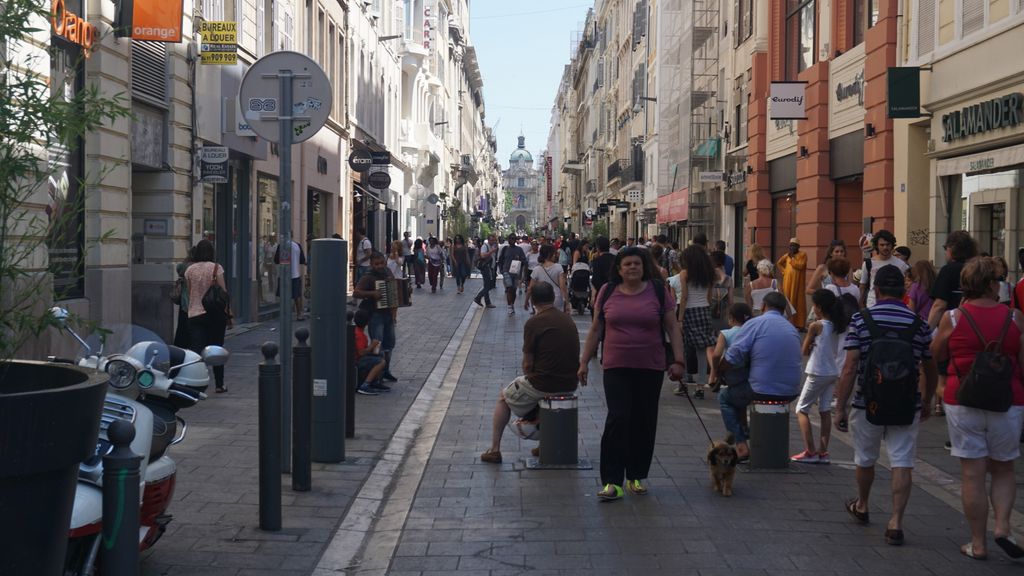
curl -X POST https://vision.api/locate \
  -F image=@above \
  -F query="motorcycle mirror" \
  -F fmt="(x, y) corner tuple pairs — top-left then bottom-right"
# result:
(201, 346), (230, 367)
(50, 306), (93, 355)
(49, 307), (70, 328)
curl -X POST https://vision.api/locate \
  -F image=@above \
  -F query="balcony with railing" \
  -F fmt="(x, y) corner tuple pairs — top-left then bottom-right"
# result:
(607, 157), (643, 184)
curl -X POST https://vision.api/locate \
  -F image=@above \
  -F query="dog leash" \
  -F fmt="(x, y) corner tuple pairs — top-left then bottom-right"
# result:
(679, 385), (715, 445)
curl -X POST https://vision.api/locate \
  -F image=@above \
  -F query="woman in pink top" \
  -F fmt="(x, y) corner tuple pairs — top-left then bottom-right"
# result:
(932, 257), (1024, 560)
(184, 239), (231, 392)
(578, 247), (685, 501)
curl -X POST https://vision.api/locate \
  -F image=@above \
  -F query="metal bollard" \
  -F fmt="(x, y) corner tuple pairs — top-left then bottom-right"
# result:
(345, 311), (356, 439)
(101, 419), (141, 575)
(292, 328), (312, 492)
(258, 342), (282, 531)
(748, 400), (791, 469)
(526, 395), (592, 470)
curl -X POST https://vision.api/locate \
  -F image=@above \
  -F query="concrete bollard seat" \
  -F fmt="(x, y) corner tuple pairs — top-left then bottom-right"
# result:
(748, 398), (792, 469)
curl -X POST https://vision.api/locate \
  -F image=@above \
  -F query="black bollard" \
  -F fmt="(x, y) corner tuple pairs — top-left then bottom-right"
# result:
(101, 419), (141, 575)
(292, 329), (312, 492)
(258, 342), (281, 531)
(345, 311), (356, 439)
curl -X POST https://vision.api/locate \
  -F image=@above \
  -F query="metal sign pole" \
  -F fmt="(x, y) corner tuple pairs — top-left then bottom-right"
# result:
(278, 69), (294, 473)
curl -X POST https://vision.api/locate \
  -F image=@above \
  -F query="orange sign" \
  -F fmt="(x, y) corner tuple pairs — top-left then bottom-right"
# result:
(131, 0), (184, 42)
(51, 0), (97, 55)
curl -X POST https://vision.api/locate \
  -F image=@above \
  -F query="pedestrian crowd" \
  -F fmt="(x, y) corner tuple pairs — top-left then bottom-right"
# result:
(171, 226), (1024, 560)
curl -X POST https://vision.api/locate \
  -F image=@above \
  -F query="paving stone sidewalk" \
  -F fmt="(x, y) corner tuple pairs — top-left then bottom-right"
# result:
(140, 280), (475, 576)
(386, 302), (1024, 575)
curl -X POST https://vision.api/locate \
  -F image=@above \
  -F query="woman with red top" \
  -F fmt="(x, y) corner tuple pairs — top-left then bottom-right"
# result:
(932, 256), (1024, 561)
(578, 247), (685, 501)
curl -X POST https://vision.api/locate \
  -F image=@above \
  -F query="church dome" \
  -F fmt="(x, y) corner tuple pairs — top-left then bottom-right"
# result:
(509, 135), (533, 163)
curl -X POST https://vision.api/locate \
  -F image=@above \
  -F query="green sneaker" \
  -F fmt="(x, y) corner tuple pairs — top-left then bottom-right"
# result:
(598, 483), (624, 502)
(626, 479), (648, 496)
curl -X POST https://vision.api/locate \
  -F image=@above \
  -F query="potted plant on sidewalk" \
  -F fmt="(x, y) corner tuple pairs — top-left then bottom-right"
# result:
(0, 2), (131, 574)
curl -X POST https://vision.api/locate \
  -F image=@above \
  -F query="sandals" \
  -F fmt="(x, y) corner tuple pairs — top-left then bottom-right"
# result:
(480, 449), (502, 464)
(597, 484), (624, 502)
(626, 479), (648, 496)
(961, 543), (988, 561)
(884, 528), (904, 546)
(995, 535), (1024, 559)
(845, 497), (870, 525)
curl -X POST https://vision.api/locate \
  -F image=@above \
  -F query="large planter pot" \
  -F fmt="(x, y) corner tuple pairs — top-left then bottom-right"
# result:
(0, 361), (108, 576)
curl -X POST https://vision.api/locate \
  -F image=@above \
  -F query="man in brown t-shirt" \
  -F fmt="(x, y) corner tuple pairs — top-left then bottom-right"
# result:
(481, 282), (579, 463)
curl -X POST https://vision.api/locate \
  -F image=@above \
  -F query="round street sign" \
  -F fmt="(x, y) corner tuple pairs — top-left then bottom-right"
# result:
(585, 208), (595, 218)
(239, 51), (332, 144)
(426, 193), (439, 204)
(367, 171), (392, 190)
(348, 149), (373, 172)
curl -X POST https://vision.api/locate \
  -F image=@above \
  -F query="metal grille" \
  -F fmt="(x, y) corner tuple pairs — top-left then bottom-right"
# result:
(131, 41), (168, 105)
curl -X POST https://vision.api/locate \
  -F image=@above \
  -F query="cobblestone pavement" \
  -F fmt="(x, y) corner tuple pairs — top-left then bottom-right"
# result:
(144, 276), (1024, 575)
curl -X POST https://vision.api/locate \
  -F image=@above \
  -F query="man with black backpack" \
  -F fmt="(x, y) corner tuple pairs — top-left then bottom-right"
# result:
(835, 265), (938, 547)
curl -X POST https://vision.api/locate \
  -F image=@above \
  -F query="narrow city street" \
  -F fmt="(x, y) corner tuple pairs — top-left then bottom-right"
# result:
(142, 276), (1023, 576)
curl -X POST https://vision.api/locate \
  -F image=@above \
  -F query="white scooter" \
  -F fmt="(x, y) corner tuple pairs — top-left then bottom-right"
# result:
(49, 308), (229, 576)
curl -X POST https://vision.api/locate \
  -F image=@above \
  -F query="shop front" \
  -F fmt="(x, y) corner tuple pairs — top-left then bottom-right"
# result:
(768, 154), (796, 262)
(657, 187), (689, 245)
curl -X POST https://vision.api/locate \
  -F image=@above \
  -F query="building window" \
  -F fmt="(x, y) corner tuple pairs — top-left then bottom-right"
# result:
(735, 0), (754, 46)
(404, 0), (413, 39)
(785, 0), (815, 80)
(853, 0), (879, 47)
(518, 177), (525, 188)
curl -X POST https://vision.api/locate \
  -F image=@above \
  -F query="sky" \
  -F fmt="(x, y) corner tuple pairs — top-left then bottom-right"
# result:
(470, 2), (594, 169)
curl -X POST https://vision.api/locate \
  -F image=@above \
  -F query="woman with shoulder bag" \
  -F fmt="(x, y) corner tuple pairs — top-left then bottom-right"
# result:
(931, 256), (1024, 561)
(578, 247), (685, 501)
(185, 239), (231, 393)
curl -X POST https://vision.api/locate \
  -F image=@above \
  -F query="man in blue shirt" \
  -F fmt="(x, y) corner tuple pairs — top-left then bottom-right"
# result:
(715, 240), (735, 278)
(716, 291), (802, 460)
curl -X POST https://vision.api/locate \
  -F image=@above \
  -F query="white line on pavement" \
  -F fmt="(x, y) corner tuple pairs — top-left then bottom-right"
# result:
(312, 303), (482, 576)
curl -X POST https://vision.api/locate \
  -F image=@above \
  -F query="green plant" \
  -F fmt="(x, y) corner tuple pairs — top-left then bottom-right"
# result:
(591, 220), (609, 240)
(0, 0), (130, 361)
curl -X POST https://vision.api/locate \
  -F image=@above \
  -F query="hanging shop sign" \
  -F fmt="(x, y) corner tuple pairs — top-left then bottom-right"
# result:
(200, 146), (229, 183)
(887, 67), (922, 118)
(348, 149), (373, 172)
(200, 21), (237, 65)
(51, 0), (98, 55)
(699, 171), (725, 182)
(769, 82), (807, 120)
(941, 92), (1023, 143)
(114, 0), (185, 43)
(367, 170), (392, 190)
(545, 156), (552, 202)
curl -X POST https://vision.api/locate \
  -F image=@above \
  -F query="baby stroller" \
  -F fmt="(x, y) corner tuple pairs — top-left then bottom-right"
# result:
(568, 262), (591, 315)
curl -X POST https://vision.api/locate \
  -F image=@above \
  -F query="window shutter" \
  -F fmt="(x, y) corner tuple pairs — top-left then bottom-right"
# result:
(962, 0), (984, 37)
(131, 41), (168, 105)
(918, 0), (935, 56)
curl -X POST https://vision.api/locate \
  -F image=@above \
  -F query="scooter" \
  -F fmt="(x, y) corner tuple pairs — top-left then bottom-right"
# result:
(48, 308), (229, 576)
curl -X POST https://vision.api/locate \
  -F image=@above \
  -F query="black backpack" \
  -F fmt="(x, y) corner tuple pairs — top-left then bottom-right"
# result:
(953, 307), (1015, 412)
(859, 309), (922, 426)
(839, 292), (861, 328)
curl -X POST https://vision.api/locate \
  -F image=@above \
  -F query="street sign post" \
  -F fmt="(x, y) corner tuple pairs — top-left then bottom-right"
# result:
(240, 51), (332, 472)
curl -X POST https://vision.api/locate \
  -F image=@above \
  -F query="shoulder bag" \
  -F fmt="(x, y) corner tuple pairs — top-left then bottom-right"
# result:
(202, 263), (231, 321)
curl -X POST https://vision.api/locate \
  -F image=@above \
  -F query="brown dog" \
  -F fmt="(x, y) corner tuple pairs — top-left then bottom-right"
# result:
(707, 434), (739, 497)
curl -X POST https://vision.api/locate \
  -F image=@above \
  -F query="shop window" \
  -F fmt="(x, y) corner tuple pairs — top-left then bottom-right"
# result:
(785, 0), (816, 80)
(257, 174), (280, 308)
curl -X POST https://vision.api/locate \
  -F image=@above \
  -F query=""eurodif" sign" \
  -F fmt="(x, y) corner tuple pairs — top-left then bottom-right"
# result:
(942, 92), (1023, 143)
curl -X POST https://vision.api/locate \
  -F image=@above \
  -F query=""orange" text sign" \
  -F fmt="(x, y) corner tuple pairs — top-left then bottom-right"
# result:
(52, 0), (97, 56)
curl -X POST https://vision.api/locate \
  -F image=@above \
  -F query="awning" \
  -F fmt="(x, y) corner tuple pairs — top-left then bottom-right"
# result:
(657, 188), (689, 224)
(353, 182), (385, 205)
(692, 138), (720, 159)
(935, 142), (1024, 176)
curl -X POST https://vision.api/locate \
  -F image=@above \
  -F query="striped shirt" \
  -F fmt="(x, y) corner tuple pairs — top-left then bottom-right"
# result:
(844, 300), (933, 409)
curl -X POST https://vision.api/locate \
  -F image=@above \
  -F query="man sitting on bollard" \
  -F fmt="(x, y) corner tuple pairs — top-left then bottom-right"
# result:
(716, 291), (803, 461)
(353, 309), (388, 395)
(481, 282), (580, 464)
(353, 252), (399, 382)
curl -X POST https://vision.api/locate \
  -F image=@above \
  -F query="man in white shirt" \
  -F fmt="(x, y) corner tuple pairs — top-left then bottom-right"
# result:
(401, 231), (414, 275)
(355, 228), (373, 283)
(859, 229), (909, 308)
(274, 236), (306, 319)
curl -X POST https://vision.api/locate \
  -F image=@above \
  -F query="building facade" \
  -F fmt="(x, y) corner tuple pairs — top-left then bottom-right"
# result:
(7, 0), (499, 356)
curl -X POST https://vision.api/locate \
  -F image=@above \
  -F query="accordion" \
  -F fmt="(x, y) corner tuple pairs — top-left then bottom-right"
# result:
(375, 278), (413, 309)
